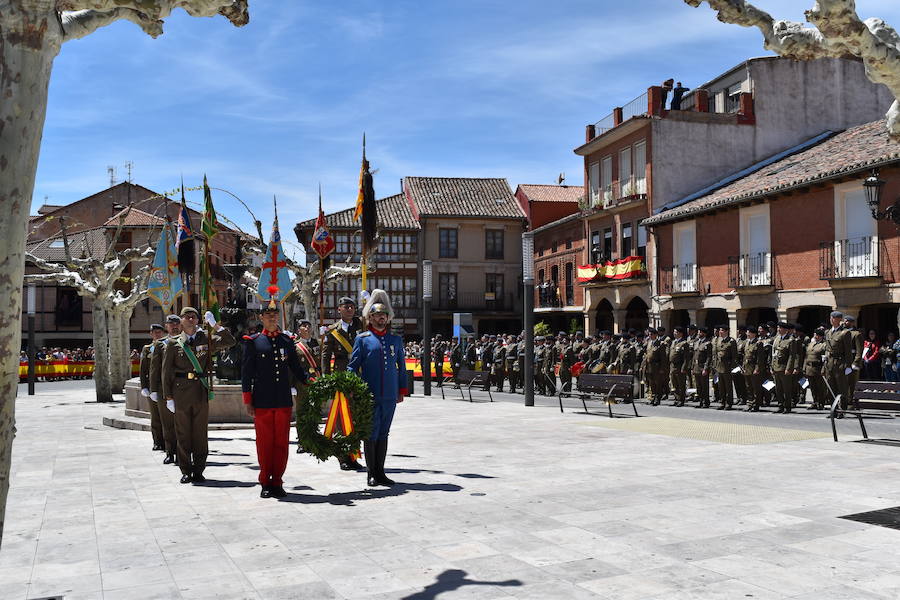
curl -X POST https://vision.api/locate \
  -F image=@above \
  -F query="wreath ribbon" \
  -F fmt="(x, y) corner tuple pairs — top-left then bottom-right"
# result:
(324, 390), (353, 437)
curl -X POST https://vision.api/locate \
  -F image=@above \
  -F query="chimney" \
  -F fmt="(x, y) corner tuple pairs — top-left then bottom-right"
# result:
(738, 92), (755, 124)
(585, 124), (595, 142)
(694, 89), (709, 113)
(613, 107), (623, 127)
(648, 86), (664, 117)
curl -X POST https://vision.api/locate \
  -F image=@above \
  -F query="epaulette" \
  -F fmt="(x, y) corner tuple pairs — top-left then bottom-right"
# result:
(358, 331), (372, 338)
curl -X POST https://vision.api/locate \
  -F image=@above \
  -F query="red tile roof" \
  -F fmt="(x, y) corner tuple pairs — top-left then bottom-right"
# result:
(516, 184), (584, 204)
(404, 177), (526, 219)
(644, 119), (900, 225)
(295, 193), (419, 231)
(103, 207), (166, 227)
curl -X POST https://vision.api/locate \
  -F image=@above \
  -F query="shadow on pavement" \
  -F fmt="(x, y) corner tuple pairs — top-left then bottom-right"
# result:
(277, 482), (464, 506)
(193, 479), (257, 488)
(400, 569), (521, 599)
(455, 473), (496, 479)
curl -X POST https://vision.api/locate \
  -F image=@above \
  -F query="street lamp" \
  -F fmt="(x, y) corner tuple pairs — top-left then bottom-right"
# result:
(522, 232), (535, 407)
(863, 168), (900, 225)
(422, 260), (432, 397)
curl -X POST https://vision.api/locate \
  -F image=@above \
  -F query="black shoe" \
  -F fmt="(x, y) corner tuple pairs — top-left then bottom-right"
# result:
(339, 460), (353, 471)
(270, 486), (287, 498)
(192, 473), (206, 483)
(716, 406), (725, 410)
(367, 475), (379, 487)
(835, 412), (845, 419)
(364, 440), (377, 482)
(375, 439), (394, 485)
(152, 444), (163, 451)
(260, 486), (272, 498)
(163, 454), (175, 464)
(180, 474), (192, 484)
(296, 446), (304, 454)
(774, 408), (785, 414)
(346, 459), (364, 471)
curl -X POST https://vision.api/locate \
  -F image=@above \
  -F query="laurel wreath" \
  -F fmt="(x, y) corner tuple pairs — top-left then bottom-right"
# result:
(297, 371), (374, 462)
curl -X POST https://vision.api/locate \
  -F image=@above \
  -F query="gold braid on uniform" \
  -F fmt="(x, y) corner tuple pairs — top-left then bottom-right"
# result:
(297, 372), (375, 462)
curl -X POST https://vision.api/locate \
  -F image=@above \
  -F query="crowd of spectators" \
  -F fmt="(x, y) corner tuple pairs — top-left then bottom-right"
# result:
(19, 346), (96, 362)
(862, 330), (900, 382)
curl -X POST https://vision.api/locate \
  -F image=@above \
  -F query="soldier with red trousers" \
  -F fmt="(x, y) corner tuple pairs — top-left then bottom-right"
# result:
(242, 296), (309, 498)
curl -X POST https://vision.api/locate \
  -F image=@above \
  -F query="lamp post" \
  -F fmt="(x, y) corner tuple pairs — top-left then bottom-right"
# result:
(522, 232), (535, 407)
(864, 168), (900, 225)
(422, 260), (432, 397)
(27, 284), (36, 396)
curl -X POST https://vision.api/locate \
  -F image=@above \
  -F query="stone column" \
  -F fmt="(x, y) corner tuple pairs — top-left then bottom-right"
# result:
(687, 309), (698, 327)
(727, 310), (739, 338)
(612, 309), (627, 334)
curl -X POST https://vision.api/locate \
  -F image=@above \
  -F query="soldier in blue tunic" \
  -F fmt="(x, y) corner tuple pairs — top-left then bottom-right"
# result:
(242, 296), (309, 498)
(347, 289), (408, 487)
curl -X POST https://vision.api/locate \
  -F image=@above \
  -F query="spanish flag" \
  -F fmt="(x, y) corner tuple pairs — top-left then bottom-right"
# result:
(577, 256), (645, 283)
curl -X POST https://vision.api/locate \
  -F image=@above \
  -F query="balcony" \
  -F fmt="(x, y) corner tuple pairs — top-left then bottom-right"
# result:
(589, 177), (649, 210)
(820, 237), (882, 280)
(593, 92), (649, 136)
(536, 284), (575, 308)
(434, 292), (515, 312)
(728, 252), (773, 288)
(659, 263), (699, 295)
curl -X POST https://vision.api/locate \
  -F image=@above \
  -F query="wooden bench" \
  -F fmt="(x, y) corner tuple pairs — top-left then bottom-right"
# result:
(559, 373), (638, 417)
(441, 368), (493, 403)
(830, 380), (900, 442)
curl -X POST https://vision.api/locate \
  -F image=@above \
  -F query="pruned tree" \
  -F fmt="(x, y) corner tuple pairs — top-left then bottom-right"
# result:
(683, 0), (900, 138)
(108, 268), (151, 392)
(0, 0), (250, 546)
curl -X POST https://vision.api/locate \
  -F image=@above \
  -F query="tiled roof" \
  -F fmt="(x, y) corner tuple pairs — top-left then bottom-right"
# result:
(517, 184), (584, 204)
(644, 119), (900, 225)
(295, 193), (419, 231)
(103, 207), (166, 227)
(26, 228), (110, 261)
(531, 212), (583, 235)
(404, 177), (526, 219)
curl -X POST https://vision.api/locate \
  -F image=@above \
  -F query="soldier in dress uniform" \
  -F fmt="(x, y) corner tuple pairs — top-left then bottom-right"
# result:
(742, 326), (766, 412)
(770, 322), (795, 414)
(293, 319), (320, 452)
(242, 298), (309, 498)
(733, 325), (748, 406)
(543, 336), (557, 396)
(533, 336), (546, 395)
(449, 336), (462, 382)
(825, 311), (852, 416)
(558, 333), (576, 393)
(433, 334), (448, 387)
(463, 336), (477, 370)
(139, 323), (166, 451)
(692, 327), (712, 408)
(645, 327), (668, 405)
(617, 330), (638, 375)
(757, 324), (774, 407)
(505, 335), (519, 393)
(162, 306), (236, 484)
(347, 289), (408, 487)
(790, 324), (808, 407)
(150, 314), (181, 464)
(322, 296), (365, 471)
(667, 326), (690, 406)
(481, 335), (495, 391)
(712, 325), (738, 410)
(686, 324), (699, 392)
(844, 315), (864, 409)
(493, 336), (508, 392)
(804, 327), (828, 410)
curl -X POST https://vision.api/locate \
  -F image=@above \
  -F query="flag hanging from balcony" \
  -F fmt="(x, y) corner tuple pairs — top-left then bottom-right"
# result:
(258, 197), (293, 302)
(577, 256), (645, 283)
(147, 222), (182, 313)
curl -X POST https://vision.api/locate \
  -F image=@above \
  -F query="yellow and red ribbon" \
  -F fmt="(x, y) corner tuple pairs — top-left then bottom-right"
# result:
(323, 391), (360, 459)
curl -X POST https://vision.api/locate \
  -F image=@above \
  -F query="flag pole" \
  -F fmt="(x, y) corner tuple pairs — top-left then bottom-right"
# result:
(318, 184), (327, 373)
(360, 134), (368, 292)
(273, 195), (287, 332)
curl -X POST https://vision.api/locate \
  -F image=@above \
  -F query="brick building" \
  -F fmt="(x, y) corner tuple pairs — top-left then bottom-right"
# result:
(573, 56), (893, 334)
(24, 183), (241, 349)
(532, 213), (587, 333)
(514, 184), (582, 229)
(294, 193), (421, 336)
(643, 119), (900, 336)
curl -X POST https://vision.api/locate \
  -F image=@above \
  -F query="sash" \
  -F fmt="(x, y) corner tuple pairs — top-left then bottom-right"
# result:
(330, 327), (354, 355)
(175, 338), (213, 400)
(296, 340), (320, 379)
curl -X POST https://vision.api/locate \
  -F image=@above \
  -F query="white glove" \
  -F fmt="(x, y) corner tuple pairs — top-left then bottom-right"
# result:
(360, 290), (371, 302)
(291, 388), (298, 396)
(319, 325), (328, 337)
(204, 311), (217, 327)
(140, 388), (150, 397)
(150, 392), (158, 402)
(166, 399), (175, 413)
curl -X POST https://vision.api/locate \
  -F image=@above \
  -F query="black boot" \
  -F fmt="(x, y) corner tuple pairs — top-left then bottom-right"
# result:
(375, 439), (395, 486)
(364, 441), (378, 486)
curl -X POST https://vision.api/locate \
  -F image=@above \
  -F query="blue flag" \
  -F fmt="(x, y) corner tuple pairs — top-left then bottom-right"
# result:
(258, 212), (293, 302)
(148, 224), (183, 313)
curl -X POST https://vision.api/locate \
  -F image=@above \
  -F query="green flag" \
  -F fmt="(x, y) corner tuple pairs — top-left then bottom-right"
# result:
(201, 175), (219, 239)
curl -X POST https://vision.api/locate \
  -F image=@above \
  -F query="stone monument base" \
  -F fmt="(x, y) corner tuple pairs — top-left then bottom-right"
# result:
(124, 377), (253, 423)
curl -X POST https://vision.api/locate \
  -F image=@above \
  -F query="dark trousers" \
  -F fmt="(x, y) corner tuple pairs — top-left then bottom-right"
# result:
(158, 398), (177, 454)
(544, 371), (556, 395)
(371, 398), (397, 441)
(435, 362), (445, 386)
(694, 371), (710, 406)
(773, 371), (792, 411)
(148, 398), (164, 446)
(733, 373), (747, 404)
(745, 373), (763, 409)
(254, 406), (292, 486)
(714, 372), (733, 407)
(175, 396), (209, 476)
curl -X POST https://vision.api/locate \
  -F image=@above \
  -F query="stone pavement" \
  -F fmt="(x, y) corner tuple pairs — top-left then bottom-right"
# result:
(4, 380), (900, 600)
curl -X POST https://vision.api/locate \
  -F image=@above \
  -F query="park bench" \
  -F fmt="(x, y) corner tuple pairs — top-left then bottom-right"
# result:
(558, 373), (639, 418)
(441, 368), (493, 403)
(830, 380), (900, 442)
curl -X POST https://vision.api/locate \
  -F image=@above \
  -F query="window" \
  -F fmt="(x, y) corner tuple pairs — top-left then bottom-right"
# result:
(589, 162), (600, 207)
(551, 240), (558, 253)
(601, 156), (613, 206)
(725, 83), (743, 113)
(564, 263), (574, 305)
(485, 273), (503, 302)
(538, 268), (545, 283)
(55, 287), (82, 327)
(439, 228), (458, 258)
(438, 272), (457, 308)
(565, 238), (572, 250)
(633, 140), (647, 195)
(376, 233), (417, 260)
(673, 221), (697, 292)
(621, 223), (633, 257)
(637, 225), (647, 258)
(619, 147), (632, 197)
(590, 230), (601, 263)
(485, 229), (504, 259)
(602, 227), (613, 261)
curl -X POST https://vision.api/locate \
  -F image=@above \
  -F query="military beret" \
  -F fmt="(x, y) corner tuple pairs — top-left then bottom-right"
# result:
(557, 332), (567, 337)
(298, 319), (312, 327)
(612, 334), (622, 340)
(338, 296), (356, 307)
(575, 330), (584, 336)
(165, 314), (182, 324)
(766, 321), (777, 328)
(646, 327), (658, 334)
(698, 326), (709, 334)
(815, 326), (826, 335)
(601, 330), (611, 336)
(746, 327), (757, 335)
(535, 336), (544, 342)
(844, 314), (856, 322)
(490, 334), (497, 339)
(830, 311), (843, 319)
(180, 306), (199, 317)
(777, 321), (790, 328)
(673, 326), (685, 334)
(150, 323), (164, 331)
(688, 323), (698, 330)
(628, 328), (637, 335)
(737, 325), (747, 332)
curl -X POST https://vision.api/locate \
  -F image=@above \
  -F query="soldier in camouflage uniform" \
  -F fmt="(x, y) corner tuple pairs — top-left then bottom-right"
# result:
(644, 327), (668, 405)
(692, 327), (713, 408)
(667, 326), (691, 406)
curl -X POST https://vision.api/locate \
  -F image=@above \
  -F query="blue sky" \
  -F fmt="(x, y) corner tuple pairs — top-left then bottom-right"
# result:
(34, 0), (900, 256)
